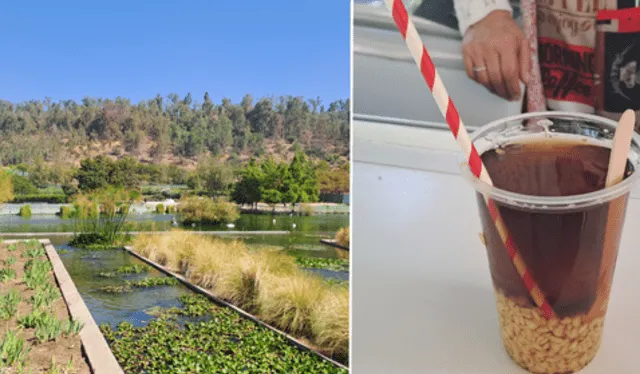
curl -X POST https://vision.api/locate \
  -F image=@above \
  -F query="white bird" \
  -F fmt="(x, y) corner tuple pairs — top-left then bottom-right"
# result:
(272, 219), (276, 224)
(292, 223), (296, 229)
(191, 223), (196, 228)
(171, 218), (178, 227)
(226, 223), (235, 229)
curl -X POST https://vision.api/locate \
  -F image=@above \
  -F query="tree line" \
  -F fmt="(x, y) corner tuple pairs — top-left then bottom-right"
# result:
(0, 94), (349, 167)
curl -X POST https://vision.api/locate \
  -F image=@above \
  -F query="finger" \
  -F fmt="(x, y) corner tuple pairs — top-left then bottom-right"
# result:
(519, 38), (531, 85)
(469, 48), (491, 90)
(486, 50), (509, 99)
(499, 44), (522, 100)
(463, 47), (475, 81)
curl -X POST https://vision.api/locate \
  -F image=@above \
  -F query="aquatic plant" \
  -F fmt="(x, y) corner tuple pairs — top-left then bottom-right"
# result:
(178, 196), (240, 225)
(127, 277), (178, 288)
(295, 257), (349, 272)
(19, 205), (32, 218)
(69, 187), (140, 249)
(132, 231), (349, 361)
(116, 264), (150, 274)
(99, 296), (347, 373)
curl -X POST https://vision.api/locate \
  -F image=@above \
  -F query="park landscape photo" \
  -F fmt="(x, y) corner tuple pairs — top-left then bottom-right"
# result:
(0, 1), (350, 373)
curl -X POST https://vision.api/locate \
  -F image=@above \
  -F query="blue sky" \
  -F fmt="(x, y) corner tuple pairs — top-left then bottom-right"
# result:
(0, 1), (350, 106)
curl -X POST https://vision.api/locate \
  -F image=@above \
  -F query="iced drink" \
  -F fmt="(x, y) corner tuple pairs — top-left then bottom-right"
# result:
(461, 113), (640, 374)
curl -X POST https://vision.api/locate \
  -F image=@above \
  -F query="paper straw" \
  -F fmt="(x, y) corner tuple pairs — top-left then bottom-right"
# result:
(383, 0), (556, 319)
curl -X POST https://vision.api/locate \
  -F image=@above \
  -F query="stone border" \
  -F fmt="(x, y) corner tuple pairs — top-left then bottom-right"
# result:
(32, 239), (124, 374)
(124, 246), (349, 371)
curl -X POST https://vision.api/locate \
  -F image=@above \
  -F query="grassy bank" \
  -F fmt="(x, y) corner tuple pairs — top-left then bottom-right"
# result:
(132, 231), (349, 363)
(0, 240), (89, 372)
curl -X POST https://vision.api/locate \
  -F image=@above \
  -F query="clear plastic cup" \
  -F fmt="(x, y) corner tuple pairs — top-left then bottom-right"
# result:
(459, 112), (640, 374)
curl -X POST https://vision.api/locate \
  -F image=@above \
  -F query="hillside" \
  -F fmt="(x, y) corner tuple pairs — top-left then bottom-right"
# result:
(0, 94), (350, 169)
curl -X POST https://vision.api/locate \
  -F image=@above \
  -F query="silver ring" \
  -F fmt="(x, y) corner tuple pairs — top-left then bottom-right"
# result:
(472, 66), (487, 72)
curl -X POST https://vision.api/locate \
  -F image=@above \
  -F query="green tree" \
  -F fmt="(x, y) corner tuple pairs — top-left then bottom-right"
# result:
(231, 159), (264, 210)
(196, 157), (234, 195)
(76, 156), (113, 191)
(282, 152), (319, 211)
(259, 158), (283, 211)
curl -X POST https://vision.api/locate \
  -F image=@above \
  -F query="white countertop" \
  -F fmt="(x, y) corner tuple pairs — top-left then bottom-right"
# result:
(351, 120), (640, 374)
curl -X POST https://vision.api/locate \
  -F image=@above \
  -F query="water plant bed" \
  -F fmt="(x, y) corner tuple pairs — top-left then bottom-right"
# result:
(0, 240), (91, 373)
(126, 232), (349, 367)
(100, 295), (348, 373)
(296, 256), (349, 272)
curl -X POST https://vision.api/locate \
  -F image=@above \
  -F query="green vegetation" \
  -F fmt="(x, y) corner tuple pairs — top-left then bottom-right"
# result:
(115, 264), (150, 274)
(30, 283), (61, 310)
(179, 196), (240, 224)
(58, 206), (73, 219)
(0, 268), (16, 282)
(69, 187), (140, 249)
(0, 330), (29, 368)
(0, 95), (348, 171)
(295, 257), (349, 272)
(0, 290), (21, 320)
(100, 295), (346, 373)
(12, 194), (67, 204)
(24, 259), (52, 289)
(128, 277), (179, 288)
(18, 205), (32, 218)
(0, 240), (90, 372)
(133, 232), (349, 361)
(0, 170), (15, 205)
(232, 152), (319, 211)
(3, 256), (16, 266)
(155, 203), (165, 214)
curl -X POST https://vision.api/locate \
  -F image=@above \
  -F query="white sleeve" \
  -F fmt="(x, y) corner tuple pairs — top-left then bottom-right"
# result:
(453, 0), (514, 36)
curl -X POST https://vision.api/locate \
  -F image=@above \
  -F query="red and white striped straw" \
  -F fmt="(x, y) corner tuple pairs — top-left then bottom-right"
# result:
(384, 0), (556, 319)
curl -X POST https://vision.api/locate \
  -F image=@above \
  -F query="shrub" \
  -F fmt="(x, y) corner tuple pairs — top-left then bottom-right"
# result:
(19, 205), (32, 217)
(12, 194), (67, 203)
(299, 203), (314, 216)
(311, 286), (349, 359)
(12, 174), (37, 195)
(59, 206), (73, 219)
(155, 204), (165, 214)
(335, 227), (349, 248)
(166, 205), (176, 214)
(178, 196), (240, 224)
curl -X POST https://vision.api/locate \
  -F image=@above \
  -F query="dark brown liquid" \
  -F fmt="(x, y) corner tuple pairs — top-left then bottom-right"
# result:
(478, 140), (632, 316)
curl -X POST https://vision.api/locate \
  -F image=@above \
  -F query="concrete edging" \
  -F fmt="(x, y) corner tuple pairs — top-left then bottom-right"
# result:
(320, 239), (350, 251)
(123, 246), (349, 371)
(35, 239), (124, 374)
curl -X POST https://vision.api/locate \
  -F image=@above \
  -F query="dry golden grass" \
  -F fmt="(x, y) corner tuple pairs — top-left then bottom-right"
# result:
(131, 231), (349, 358)
(311, 286), (350, 358)
(334, 227), (350, 248)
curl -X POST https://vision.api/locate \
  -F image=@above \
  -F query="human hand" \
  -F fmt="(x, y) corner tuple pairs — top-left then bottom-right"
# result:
(462, 10), (530, 101)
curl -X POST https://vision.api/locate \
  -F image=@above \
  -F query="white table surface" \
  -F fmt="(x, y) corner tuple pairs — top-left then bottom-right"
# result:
(351, 120), (640, 374)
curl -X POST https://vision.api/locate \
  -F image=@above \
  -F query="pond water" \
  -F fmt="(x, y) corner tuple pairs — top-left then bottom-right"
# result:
(1, 213), (349, 329)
